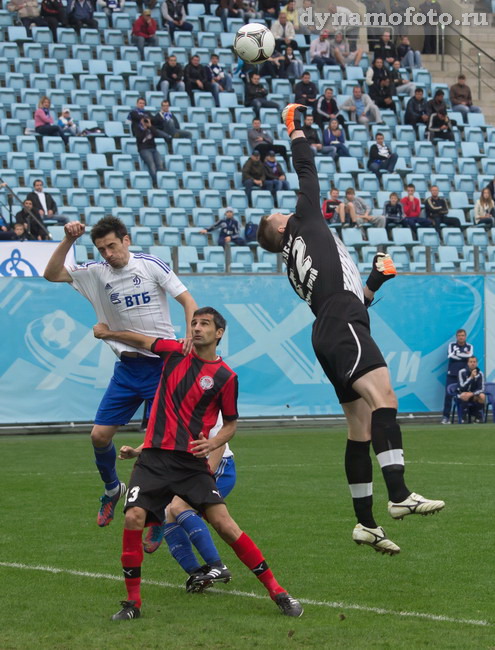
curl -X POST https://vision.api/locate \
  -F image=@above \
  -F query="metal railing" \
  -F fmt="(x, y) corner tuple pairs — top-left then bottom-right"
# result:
(439, 23), (495, 101)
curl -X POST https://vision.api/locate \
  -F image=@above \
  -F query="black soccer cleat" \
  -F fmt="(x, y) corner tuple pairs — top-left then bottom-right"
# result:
(188, 564), (232, 592)
(274, 592), (304, 617)
(111, 600), (141, 621)
(186, 565), (212, 594)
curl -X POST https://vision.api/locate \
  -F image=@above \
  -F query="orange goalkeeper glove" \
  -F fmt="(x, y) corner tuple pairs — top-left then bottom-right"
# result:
(282, 103), (307, 136)
(366, 252), (397, 293)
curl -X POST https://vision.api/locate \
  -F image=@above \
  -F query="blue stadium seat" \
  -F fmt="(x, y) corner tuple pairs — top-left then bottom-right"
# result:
(77, 170), (100, 190)
(67, 188), (90, 209)
(131, 226), (154, 247)
(173, 190), (196, 210)
(165, 208), (189, 230)
(436, 246), (460, 271)
(466, 227), (489, 250)
(442, 227), (464, 251)
(87, 154), (112, 170)
(204, 245), (226, 271)
(192, 208), (214, 228)
(430, 174), (451, 194)
(457, 158), (478, 177)
(94, 189), (117, 210)
(417, 228), (440, 249)
(121, 190), (143, 210)
(84, 207), (105, 226)
(130, 171), (153, 190)
(226, 190), (248, 211)
(449, 191), (471, 210)
(59, 153), (82, 171)
(208, 172), (230, 192)
(436, 141), (457, 159)
(183, 172), (206, 192)
(391, 227), (415, 248)
(148, 245), (172, 264)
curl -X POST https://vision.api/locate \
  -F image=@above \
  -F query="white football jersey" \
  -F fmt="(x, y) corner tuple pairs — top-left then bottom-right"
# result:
(208, 412), (233, 458)
(66, 252), (187, 358)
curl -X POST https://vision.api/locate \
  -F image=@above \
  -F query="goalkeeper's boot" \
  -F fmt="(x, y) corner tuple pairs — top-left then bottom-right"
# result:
(111, 600), (141, 621)
(388, 492), (445, 520)
(352, 523), (400, 555)
(282, 103), (307, 136)
(97, 482), (127, 527)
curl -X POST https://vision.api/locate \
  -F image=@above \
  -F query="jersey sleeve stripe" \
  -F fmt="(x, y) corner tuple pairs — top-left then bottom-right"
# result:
(133, 253), (171, 274)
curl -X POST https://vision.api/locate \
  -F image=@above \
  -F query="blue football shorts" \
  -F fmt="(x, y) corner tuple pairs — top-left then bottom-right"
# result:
(214, 456), (236, 499)
(95, 356), (163, 426)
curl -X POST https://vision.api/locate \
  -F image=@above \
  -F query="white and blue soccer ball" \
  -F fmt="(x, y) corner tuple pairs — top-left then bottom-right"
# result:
(233, 23), (276, 64)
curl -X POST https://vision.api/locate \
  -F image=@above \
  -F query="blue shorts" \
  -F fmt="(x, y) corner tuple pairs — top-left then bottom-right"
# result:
(95, 356), (163, 426)
(214, 456), (236, 499)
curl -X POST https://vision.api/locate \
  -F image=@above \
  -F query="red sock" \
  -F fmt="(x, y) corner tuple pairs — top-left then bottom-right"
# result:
(121, 528), (144, 608)
(230, 532), (285, 599)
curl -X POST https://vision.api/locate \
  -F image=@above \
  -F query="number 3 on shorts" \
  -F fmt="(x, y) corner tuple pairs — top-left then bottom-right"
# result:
(126, 486), (140, 504)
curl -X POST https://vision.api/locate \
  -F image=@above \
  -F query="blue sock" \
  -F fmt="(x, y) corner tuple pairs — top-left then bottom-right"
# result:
(176, 510), (222, 566)
(93, 442), (119, 491)
(163, 523), (201, 574)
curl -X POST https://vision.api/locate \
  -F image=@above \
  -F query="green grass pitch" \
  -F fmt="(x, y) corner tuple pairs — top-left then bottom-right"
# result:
(1, 425), (493, 649)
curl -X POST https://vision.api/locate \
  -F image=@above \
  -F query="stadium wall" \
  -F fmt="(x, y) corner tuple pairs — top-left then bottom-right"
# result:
(0, 274), (487, 424)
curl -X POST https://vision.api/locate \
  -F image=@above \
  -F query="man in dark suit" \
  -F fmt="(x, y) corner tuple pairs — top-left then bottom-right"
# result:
(26, 179), (67, 224)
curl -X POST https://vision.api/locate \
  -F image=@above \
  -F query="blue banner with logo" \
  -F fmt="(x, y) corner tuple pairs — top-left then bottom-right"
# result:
(0, 242), (75, 278)
(0, 274), (485, 423)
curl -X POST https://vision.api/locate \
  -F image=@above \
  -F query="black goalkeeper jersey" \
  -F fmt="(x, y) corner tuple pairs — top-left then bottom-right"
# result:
(282, 137), (364, 317)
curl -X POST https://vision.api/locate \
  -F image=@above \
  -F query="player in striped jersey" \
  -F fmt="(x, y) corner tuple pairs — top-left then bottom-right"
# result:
(44, 217), (198, 528)
(94, 307), (303, 620)
(257, 104), (445, 556)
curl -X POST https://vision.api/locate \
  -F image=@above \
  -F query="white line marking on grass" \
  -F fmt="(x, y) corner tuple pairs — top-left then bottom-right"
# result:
(0, 561), (491, 627)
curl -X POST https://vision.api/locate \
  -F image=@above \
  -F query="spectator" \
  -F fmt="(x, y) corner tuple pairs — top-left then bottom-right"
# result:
(322, 187), (344, 224)
(247, 118), (289, 164)
(263, 150), (290, 200)
(15, 198), (46, 240)
(367, 133), (398, 177)
(428, 108), (455, 142)
(420, 0), (442, 54)
(184, 55), (216, 105)
(96, 0), (125, 28)
(34, 96), (69, 145)
(330, 31), (363, 66)
(133, 115), (165, 187)
(382, 192), (406, 230)
(7, 0), (47, 38)
(152, 100), (192, 142)
(365, 56), (389, 87)
(322, 118), (350, 159)
(12, 222), (36, 241)
(284, 0), (299, 29)
(294, 72), (318, 108)
(129, 97), (167, 140)
(259, 50), (286, 79)
(244, 72), (280, 118)
(157, 54), (185, 98)
(426, 88), (448, 116)
(309, 31), (336, 73)
(57, 107), (78, 137)
(325, 4), (358, 50)
(373, 30), (397, 67)
(400, 183), (430, 235)
(241, 0), (260, 22)
(389, 60), (416, 97)
(215, 0), (244, 32)
(302, 113), (332, 156)
(487, 176), (495, 201)
(67, 0), (98, 32)
(271, 11), (297, 52)
(26, 179), (65, 225)
(457, 356), (485, 423)
(474, 188), (495, 228)
(389, 0), (410, 35)
(449, 74), (482, 123)
(341, 86), (382, 125)
(397, 35), (422, 70)
(258, 0), (279, 23)
(208, 53), (233, 94)
(242, 150), (267, 201)
(161, 0), (193, 39)
(200, 207), (246, 247)
(424, 185), (461, 233)
(314, 87), (344, 128)
(404, 87), (429, 130)
(280, 46), (304, 79)
(338, 188), (385, 228)
(131, 9), (157, 58)
(369, 77), (397, 114)
(297, 0), (316, 35)
(40, 0), (68, 41)
(362, 0), (386, 50)
(441, 328), (474, 423)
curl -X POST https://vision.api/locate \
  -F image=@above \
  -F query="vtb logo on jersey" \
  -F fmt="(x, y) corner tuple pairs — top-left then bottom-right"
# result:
(199, 376), (214, 390)
(132, 274), (141, 286)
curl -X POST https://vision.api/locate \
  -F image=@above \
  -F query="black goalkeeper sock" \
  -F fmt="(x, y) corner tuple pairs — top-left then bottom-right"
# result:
(371, 408), (410, 503)
(345, 439), (377, 528)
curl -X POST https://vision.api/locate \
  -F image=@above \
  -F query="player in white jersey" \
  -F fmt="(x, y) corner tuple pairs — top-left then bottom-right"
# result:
(44, 217), (198, 527)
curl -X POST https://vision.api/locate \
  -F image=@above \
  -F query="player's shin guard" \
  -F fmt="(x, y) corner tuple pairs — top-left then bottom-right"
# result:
(176, 510), (222, 567)
(230, 532), (285, 599)
(371, 408), (410, 503)
(121, 528), (144, 608)
(163, 522), (202, 574)
(345, 439), (377, 528)
(93, 442), (119, 492)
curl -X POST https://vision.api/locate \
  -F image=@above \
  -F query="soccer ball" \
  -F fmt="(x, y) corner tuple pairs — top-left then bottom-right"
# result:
(233, 23), (276, 64)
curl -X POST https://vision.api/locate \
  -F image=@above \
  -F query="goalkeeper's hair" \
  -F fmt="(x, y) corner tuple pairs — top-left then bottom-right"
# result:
(257, 214), (285, 253)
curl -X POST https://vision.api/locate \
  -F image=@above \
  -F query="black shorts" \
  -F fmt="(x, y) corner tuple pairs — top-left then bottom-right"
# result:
(311, 291), (386, 404)
(124, 448), (225, 524)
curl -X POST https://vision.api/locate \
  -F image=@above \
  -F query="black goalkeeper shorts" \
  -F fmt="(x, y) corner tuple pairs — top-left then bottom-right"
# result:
(311, 291), (387, 404)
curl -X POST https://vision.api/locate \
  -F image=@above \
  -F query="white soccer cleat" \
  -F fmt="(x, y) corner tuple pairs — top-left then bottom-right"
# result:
(352, 523), (400, 555)
(388, 492), (445, 520)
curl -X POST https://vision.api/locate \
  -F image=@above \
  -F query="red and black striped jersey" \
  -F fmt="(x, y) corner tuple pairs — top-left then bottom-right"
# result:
(143, 339), (239, 452)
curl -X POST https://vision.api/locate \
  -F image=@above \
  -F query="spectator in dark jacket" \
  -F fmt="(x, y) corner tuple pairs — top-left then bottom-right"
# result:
(426, 89), (448, 116)
(161, 0), (193, 38)
(152, 100), (192, 141)
(449, 74), (482, 122)
(382, 192), (406, 230)
(368, 77), (396, 113)
(131, 10), (157, 58)
(67, 0), (97, 32)
(247, 118), (289, 164)
(245, 72), (280, 118)
(424, 185), (461, 232)
(313, 87), (344, 128)
(373, 30), (397, 67)
(15, 198), (47, 240)
(302, 114), (333, 155)
(242, 150), (268, 201)
(40, 0), (68, 41)
(129, 97), (168, 141)
(404, 87), (429, 130)
(157, 54), (185, 97)
(263, 150), (290, 200)
(215, 0), (244, 32)
(397, 35), (422, 69)
(200, 207), (245, 246)
(322, 118), (350, 159)
(258, 0), (279, 22)
(367, 132), (398, 176)
(184, 55), (215, 103)
(428, 109), (455, 142)
(133, 116), (164, 187)
(26, 179), (59, 222)
(457, 356), (485, 422)
(294, 72), (318, 108)
(365, 56), (390, 87)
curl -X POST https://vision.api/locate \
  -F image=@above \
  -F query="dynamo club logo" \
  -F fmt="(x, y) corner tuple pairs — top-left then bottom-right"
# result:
(0, 248), (38, 277)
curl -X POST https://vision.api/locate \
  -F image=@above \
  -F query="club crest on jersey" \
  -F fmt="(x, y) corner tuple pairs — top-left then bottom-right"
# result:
(199, 376), (214, 390)
(132, 274), (141, 286)
(110, 292), (121, 304)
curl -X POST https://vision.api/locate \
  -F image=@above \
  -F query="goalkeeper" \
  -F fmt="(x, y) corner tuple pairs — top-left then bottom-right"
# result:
(257, 104), (445, 556)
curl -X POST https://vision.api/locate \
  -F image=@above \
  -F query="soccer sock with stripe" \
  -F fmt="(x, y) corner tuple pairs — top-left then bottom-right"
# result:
(345, 439), (377, 528)
(230, 532), (285, 600)
(371, 407), (410, 503)
(93, 442), (120, 493)
(163, 522), (202, 574)
(176, 510), (222, 567)
(121, 528), (143, 608)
